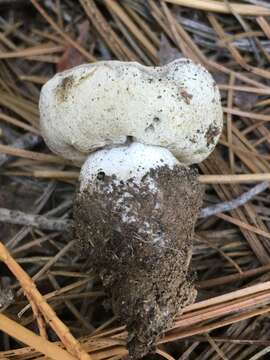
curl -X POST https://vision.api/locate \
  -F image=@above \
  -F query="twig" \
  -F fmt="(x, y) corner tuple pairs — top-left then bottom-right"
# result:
(198, 263), (270, 289)
(0, 143), (70, 164)
(223, 107), (270, 121)
(164, 0), (270, 16)
(200, 181), (269, 218)
(0, 113), (40, 134)
(0, 45), (64, 59)
(199, 174), (270, 184)
(0, 208), (72, 231)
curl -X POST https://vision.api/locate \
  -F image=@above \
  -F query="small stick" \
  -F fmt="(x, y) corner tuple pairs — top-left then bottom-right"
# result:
(0, 208), (72, 231)
(200, 181), (269, 218)
(218, 84), (270, 95)
(0, 113), (40, 134)
(0, 143), (70, 164)
(0, 45), (64, 59)
(199, 173), (270, 184)
(223, 107), (270, 121)
(19, 75), (49, 84)
(198, 263), (270, 289)
(164, 0), (270, 16)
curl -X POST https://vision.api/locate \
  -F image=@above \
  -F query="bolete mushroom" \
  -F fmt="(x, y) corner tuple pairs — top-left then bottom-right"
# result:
(39, 59), (223, 358)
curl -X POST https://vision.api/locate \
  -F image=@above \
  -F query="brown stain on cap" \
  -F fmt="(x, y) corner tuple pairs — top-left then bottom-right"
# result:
(180, 88), (193, 105)
(56, 67), (97, 103)
(56, 75), (75, 103)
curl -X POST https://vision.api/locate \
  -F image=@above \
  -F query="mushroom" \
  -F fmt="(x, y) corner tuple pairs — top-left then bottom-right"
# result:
(39, 59), (223, 358)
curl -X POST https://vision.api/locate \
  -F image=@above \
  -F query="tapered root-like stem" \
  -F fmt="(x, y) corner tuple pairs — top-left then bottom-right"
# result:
(74, 148), (203, 358)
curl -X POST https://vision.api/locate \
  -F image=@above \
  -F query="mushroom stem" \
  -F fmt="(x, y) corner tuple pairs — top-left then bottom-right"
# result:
(73, 143), (204, 358)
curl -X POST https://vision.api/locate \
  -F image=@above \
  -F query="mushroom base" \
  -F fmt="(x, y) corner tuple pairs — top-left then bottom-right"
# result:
(74, 165), (204, 358)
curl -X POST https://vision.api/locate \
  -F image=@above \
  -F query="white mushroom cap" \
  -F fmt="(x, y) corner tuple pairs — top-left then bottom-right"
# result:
(39, 59), (223, 165)
(79, 142), (179, 192)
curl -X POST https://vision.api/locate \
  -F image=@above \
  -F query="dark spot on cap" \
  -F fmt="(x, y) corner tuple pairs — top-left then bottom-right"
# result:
(97, 171), (105, 181)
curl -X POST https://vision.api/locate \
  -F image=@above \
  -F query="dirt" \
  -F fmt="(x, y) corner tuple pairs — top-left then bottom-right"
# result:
(74, 165), (204, 358)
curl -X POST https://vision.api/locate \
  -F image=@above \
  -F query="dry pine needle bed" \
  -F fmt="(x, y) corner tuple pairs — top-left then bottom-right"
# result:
(1, 1), (270, 360)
